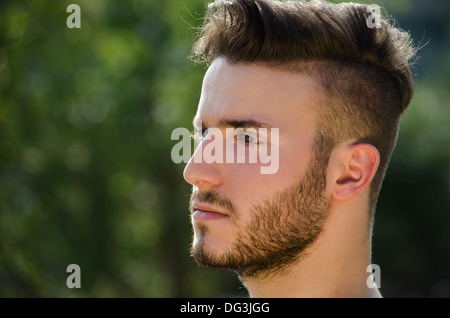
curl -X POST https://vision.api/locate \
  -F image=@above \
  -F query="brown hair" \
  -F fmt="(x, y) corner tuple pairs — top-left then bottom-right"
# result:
(191, 0), (417, 216)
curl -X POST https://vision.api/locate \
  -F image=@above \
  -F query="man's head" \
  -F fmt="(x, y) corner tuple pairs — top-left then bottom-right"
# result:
(183, 0), (416, 279)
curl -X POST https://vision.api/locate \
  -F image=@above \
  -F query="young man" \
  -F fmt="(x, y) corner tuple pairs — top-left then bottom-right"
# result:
(183, 0), (417, 297)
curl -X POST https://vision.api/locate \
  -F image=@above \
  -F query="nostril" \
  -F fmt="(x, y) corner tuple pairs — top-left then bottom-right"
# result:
(182, 155), (223, 189)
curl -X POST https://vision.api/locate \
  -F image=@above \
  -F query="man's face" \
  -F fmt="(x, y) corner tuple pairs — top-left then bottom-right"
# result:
(183, 58), (331, 278)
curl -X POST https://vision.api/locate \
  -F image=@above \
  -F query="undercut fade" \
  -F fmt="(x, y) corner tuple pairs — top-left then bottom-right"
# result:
(191, 0), (418, 217)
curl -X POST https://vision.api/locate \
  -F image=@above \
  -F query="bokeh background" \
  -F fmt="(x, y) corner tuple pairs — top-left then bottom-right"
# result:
(0, 0), (449, 297)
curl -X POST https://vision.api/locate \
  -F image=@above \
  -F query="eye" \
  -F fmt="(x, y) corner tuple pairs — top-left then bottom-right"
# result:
(202, 128), (209, 139)
(235, 133), (259, 145)
(190, 127), (209, 140)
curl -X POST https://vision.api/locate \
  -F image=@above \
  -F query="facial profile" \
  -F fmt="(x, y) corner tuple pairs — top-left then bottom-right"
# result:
(182, 0), (417, 297)
(185, 58), (331, 279)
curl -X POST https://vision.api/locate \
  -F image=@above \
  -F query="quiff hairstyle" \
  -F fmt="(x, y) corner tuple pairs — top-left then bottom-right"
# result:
(191, 0), (417, 216)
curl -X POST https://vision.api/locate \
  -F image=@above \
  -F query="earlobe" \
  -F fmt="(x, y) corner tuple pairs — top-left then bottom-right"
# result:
(332, 143), (380, 201)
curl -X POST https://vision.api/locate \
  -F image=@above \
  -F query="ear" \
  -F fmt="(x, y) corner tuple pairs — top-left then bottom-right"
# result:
(331, 143), (380, 201)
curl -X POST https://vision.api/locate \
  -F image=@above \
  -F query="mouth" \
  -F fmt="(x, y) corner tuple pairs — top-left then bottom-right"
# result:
(192, 201), (229, 221)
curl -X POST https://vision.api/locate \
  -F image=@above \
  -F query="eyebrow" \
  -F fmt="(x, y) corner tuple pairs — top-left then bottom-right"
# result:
(193, 117), (272, 129)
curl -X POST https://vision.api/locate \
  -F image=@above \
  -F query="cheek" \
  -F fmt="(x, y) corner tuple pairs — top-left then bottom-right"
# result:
(225, 141), (311, 192)
(280, 150), (310, 177)
(259, 141), (311, 187)
(223, 164), (268, 221)
(223, 164), (287, 223)
(226, 163), (265, 196)
(280, 133), (314, 174)
(221, 140), (313, 219)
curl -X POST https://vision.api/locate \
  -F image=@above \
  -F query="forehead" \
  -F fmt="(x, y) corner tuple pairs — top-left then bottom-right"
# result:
(196, 58), (321, 130)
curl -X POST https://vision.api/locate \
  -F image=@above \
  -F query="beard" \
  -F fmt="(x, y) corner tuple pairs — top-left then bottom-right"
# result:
(189, 148), (331, 280)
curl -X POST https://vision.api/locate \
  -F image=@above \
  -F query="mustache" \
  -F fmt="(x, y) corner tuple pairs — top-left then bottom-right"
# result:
(190, 189), (237, 217)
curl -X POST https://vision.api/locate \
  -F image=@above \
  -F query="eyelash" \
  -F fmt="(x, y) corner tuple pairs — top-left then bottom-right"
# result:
(190, 129), (260, 145)
(235, 133), (259, 145)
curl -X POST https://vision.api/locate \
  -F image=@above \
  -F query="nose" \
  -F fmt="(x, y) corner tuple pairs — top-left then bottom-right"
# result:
(183, 139), (223, 190)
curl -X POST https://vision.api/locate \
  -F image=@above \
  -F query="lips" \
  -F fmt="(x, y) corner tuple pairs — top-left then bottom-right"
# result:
(192, 201), (226, 214)
(192, 201), (228, 220)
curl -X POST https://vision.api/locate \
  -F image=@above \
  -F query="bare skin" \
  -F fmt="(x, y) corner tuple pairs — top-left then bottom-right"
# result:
(184, 58), (382, 298)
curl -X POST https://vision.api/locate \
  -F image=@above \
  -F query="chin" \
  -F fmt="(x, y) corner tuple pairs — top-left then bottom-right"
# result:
(193, 231), (229, 253)
(191, 231), (235, 265)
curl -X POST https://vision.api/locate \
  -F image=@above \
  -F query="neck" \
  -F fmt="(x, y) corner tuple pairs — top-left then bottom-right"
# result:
(241, 202), (382, 298)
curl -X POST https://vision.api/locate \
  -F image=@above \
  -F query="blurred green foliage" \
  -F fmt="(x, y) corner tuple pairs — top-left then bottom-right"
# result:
(0, 0), (449, 297)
